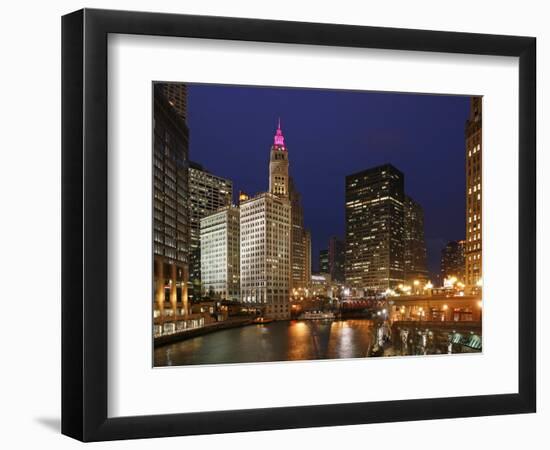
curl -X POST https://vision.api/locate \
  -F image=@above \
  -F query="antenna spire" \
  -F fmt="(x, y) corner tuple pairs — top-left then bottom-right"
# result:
(273, 118), (285, 148)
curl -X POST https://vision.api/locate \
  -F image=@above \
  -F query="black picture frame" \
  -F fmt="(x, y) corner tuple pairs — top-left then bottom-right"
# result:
(61, 8), (536, 442)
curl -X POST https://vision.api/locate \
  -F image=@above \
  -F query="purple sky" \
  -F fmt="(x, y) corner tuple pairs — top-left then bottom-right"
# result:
(186, 84), (470, 279)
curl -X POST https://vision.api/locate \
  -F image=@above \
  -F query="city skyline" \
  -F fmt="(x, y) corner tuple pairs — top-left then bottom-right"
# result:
(153, 82), (482, 363)
(186, 84), (470, 277)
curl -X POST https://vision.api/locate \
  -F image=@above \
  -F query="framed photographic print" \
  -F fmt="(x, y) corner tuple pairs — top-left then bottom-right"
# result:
(61, 8), (536, 442)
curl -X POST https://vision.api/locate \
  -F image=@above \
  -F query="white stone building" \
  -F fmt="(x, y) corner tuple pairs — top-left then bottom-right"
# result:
(240, 192), (291, 319)
(200, 206), (240, 301)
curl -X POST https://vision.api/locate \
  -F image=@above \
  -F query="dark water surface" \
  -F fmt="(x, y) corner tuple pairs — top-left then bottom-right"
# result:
(154, 320), (377, 367)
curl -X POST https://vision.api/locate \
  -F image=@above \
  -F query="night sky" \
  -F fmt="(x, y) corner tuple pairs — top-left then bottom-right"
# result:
(186, 84), (470, 279)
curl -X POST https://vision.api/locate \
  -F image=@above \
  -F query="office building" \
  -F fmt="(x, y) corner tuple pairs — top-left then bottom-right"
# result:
(328, 236), (345, 283)
(152, 84), (191, 336)
(240, 193), (291, 319)
(403, 196), (428, 283)
(465, 97), (482, 290)
(441, 240), (466, 283)
(188, 162), (232, 302)
(200, 206), (240, 301)
(345, 164), (405, 295)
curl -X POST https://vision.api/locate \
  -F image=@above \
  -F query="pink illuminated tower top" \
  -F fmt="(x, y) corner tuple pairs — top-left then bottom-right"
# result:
(273, 117), (286, 149)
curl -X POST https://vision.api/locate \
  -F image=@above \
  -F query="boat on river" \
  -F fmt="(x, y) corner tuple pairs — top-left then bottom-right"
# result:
(253, 317), (274, 324)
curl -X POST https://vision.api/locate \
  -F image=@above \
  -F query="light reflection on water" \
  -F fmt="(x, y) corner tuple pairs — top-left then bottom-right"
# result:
(154, 319), (376, 367)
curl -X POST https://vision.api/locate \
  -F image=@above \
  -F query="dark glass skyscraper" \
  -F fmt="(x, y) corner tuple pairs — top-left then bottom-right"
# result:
(328, 236), (345, 283)
(319, 249), (329, 274)
(289, 177), (309, 290)
(441, 240), (465, 283)
(153, 84), (191, 336)
(160, 83), (187, 123)
(403, 196), (428, 283)
(345, 164), (405, 295)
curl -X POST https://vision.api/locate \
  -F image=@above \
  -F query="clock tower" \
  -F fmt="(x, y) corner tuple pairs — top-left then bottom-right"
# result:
(269, 118), (289, 198)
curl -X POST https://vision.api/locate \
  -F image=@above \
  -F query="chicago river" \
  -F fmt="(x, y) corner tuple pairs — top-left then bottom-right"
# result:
(154, 318), (481, 366)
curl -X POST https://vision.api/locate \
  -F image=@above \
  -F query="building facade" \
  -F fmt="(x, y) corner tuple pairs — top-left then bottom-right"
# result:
(240, 193), (292, 319)
(303, 230), (312, 289)
(319, 249), (329, 274)
(188, 162), (232, 302)
(160, 83), (187, 122)
(465, 97), (482, 290)
(268, 119), (310, 295)
(153, 84), (191, 337)
(403, 195), (428, 283)
(328, 236), (345, 283)
(289, 178), (310, 291)
(310, 273), (333, 298)
(200, 206), (240, 301)
(441, 240), (465, 283)
(345, 164), (405, 295)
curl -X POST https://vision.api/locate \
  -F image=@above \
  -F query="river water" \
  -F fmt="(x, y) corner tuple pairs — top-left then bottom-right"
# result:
(154, 318), (480, 367)
(154, 319), (377, 366)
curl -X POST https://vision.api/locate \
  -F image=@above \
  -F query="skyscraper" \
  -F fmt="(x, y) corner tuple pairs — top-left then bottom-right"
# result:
(240, 193), (291, 319)
(303, 230), (312, 288)
(319, 249), (329, 274)
(465, 97), (482, 290)
(153, 84), (191, 337)
(269, 118), (289, 198)
(328, 236), (345, 283)
(403, 196), (428, 283)
(289, 178), (308, 290)
(200, 206), (240, 301)
(188, 162), (232, 302)
(238, 120), (301, 319)
(269, 119), (310, 293)
(345, 164), (405, 295)
(160, 83), (187, 122)
(441, 240), (465, 283)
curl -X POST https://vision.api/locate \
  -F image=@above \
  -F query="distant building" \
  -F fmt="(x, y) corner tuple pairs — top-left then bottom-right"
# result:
(303, 230), (312, 289)
(200, 206), (240, 301)
(328, 236), (345, 283)
(441, 240), (465, 283)
(465, 97), (482, 290)
(152, 84), (191, 336)
(188, 162), (232, 302)
(319, 249), (329, 274)
(403, 196), (428, 283)
(238, 190), (250, 203)
(345, 164), (405, 295)
(240, 192), (291, 319)
(311, 273), (332, 298)
(290, 178), (309, 291)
